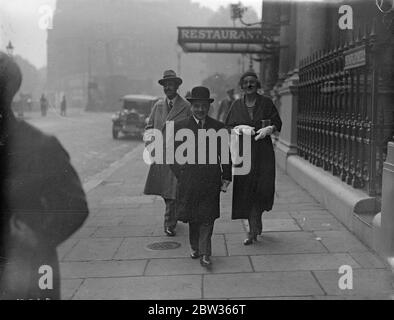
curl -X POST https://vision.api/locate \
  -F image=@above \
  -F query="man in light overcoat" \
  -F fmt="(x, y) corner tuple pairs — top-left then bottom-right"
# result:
(143, 70), (191, 236)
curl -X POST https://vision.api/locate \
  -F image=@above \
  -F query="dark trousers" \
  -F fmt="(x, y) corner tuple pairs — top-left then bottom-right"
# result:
(189, 222), (214, 256)
(164, 198), (177, 230)
(248, 206), (263, 237)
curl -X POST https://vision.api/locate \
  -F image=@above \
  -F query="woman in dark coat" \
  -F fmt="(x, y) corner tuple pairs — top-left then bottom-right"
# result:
(225, 71), (282, 245)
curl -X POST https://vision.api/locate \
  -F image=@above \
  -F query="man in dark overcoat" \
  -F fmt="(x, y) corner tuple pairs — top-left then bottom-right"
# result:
(143, 70), (191, 236)
(0, 52), (89, 299)
(169, 86), (232, 267)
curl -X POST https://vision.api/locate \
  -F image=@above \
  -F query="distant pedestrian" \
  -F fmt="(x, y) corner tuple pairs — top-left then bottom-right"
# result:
(0, 52), (89, 300)
(170, 86), (232, 267)
(217, 88), (235, 123)
(143, 70), (191, 237)
(40, 94), (48, 117)
(225, 71), (282, 245)
(60, 95), (67, 116)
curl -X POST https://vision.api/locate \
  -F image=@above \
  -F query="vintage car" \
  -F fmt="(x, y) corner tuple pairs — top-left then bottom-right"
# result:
(112, 94), (159, 139)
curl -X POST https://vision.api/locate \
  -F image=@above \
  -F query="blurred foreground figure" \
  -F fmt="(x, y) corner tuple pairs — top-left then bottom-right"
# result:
(0, 53), (89, 300)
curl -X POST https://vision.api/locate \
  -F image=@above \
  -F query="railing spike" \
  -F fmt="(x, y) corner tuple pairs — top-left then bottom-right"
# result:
(370, 18), (377, 37)
(363, 23), (368, 41)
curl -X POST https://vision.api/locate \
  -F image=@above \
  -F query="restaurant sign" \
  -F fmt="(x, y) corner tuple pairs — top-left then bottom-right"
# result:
(178, 27), (279, 54)
(178, 27), (271, 44)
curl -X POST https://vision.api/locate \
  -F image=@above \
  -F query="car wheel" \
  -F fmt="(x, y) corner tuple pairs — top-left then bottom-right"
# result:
(112, 127), (119, 139)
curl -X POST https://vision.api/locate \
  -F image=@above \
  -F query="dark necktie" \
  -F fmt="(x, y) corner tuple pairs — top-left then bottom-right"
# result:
(198, 120), (204, 129)
(169, 100), (173, 110)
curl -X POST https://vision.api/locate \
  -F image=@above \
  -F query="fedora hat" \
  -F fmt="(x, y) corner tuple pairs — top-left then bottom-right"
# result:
(186, 86), (214, 103)
(158, 70), (183, 86)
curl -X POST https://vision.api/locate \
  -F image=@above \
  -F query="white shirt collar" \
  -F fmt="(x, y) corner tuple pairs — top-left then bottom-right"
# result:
(166, 95), (178, 105)
(193, 115), (206, 126)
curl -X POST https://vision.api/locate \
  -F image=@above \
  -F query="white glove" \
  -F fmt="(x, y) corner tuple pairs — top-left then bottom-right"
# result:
(234, 125), (255, 136)
(221, 180), (231, 193)
(255, 126), (274, 141)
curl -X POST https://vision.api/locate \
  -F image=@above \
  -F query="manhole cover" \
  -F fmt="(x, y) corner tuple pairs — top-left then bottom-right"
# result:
(146, 241), (181, 251)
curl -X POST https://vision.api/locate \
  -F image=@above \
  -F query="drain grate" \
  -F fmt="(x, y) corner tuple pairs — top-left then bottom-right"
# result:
(146, 241), (181, 251)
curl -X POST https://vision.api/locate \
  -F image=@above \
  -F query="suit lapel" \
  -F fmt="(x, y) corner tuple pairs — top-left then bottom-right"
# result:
(167, 95), (185, 121)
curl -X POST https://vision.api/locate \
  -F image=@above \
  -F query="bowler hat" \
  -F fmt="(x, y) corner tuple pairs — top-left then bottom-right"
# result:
(158, 70), (183, 86)
(186, 86), (214, 103)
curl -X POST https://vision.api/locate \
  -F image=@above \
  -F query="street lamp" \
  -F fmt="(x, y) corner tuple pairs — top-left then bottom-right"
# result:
(6, 41), (14, 56)
(231, 2), (262, 27)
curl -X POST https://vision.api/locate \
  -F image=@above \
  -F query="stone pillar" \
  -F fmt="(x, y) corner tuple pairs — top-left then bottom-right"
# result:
(260, 0), (281, 93)
(374, 142), (394, 259)
(274, 70), (299, 171)
(295, 2), (328, 63)
(276, 1), (298, 85)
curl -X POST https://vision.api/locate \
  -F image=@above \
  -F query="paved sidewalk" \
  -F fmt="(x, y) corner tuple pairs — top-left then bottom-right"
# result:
(58, 144), (394, 300)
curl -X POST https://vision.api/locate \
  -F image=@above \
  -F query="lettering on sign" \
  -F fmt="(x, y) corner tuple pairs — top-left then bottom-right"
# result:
(344, 46), (366, 70)
(178, 27), (266, 44)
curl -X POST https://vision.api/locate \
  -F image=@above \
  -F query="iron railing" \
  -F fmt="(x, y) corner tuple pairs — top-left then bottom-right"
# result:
(298, 23), (393, 197)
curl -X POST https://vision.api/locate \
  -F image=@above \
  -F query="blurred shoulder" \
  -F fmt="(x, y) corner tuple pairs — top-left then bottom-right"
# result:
(12, 120), (69, 159)
(260, 94), (275, 105)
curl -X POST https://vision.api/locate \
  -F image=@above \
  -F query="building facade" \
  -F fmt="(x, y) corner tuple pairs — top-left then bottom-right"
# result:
(263, 0), (394, 256)
(47, 0), (212, 110)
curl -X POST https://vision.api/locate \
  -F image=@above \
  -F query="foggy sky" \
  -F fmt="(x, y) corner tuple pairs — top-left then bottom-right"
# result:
(0, 0), (262, 68)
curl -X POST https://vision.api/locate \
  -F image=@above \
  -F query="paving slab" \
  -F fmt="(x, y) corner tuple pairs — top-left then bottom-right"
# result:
(212, 221), (245, 234)
(349, 252), (389, 269)
(314, 295), (392, 300)
(61, 279), (84, 300)
(93, 223), (189, 238)
(73, 275), (202, 300)
(145, 256), (253, 276)
(290, 210), (332, 220)
(251, 253), (360, 272)
(203, 272), (324, 298)
(58, 238), (79, 261)
(314, 230), (371, 253)
(60, 260), (147, 279)
(84, 216), (123, 227)
(114, 235), (227, 260)
(295, 216), (345, 231)
(120, 214), (164, 226)
(69, 226), (98, 239)
(262, 219), (301, 232)
(263, 212), (293, 220)
(313, 269), (394, 297)
(64, 238), (124, 261)
(226, 232), (327, 256)
(101, 195), (155, 206)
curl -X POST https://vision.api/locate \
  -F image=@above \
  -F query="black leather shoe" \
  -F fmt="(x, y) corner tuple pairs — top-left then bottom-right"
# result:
(190, 250), (200, 259)
(165, 228), (176, 237)
(243, 234), (258, 245)
(200, 255), (212, 267)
